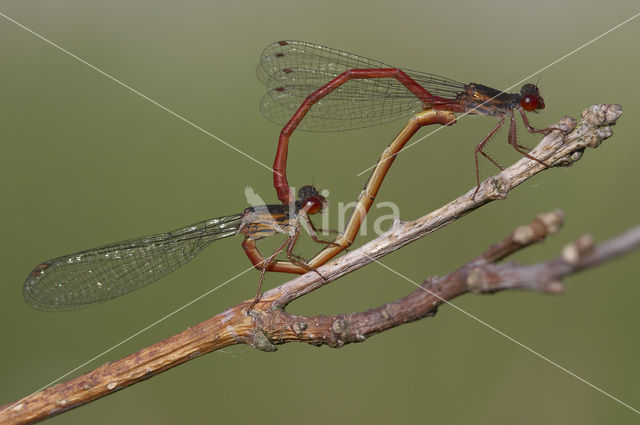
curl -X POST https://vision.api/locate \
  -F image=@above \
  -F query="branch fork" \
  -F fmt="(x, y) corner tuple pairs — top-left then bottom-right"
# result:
(2, 104), (632, 425)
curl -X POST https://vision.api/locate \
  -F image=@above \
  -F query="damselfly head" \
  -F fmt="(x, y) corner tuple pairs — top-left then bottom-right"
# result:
(298, 185), (327, 215)
(519, 83), (545, 112)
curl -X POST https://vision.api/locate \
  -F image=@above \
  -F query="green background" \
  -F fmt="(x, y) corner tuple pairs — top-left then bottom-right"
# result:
(1, 0), (639, 423)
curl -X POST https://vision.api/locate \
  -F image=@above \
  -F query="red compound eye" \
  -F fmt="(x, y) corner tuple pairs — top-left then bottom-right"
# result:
(302, 196), (324, 215)
(297, 185), (326, 215)
(520, 94), (540, 111)
(519, 84), (545, 111)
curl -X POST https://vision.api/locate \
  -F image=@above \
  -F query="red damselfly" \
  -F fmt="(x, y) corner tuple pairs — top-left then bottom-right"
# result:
(255, 40), (553, 271)
(258, 40), (550, 206)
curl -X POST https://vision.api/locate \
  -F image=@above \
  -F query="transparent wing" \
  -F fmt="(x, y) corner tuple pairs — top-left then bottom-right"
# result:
(24, 213), (244, 311)
(257, 40), (465, 131)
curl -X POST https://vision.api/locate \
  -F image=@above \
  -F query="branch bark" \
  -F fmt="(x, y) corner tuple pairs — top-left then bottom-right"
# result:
(1, 104), (631, 425)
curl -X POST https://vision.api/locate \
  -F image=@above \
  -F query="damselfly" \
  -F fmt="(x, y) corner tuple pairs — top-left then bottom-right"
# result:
(24, 186), (334, 311)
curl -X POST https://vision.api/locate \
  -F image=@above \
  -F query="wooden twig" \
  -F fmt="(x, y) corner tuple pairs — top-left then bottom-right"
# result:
(254, 211), (640, 347)
(0, 104), (629, 425)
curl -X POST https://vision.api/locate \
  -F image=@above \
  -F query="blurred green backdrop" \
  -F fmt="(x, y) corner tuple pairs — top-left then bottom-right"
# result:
(1, 0), (639, 423)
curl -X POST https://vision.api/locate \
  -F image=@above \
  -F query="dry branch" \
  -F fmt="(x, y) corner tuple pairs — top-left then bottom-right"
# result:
(1, 104), (632, 425)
